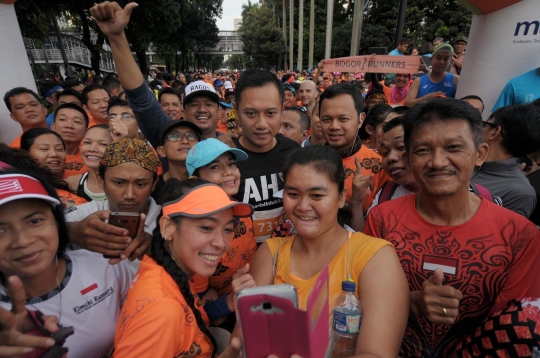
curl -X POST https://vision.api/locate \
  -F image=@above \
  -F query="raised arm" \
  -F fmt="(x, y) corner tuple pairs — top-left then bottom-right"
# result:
(89, 2), (143, 90)
(90, 2), (169, 148)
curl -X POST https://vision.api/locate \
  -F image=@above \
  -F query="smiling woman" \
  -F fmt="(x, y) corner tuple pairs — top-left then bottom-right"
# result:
(0, 170), (134, 357)
(112, 179), (253, 357)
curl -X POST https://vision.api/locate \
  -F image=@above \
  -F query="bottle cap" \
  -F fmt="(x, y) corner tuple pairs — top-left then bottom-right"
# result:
(342, 281), (356, 292)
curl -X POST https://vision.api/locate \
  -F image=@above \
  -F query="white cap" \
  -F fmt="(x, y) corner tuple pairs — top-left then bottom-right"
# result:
(183, 80), (219, 104)
(224, 81), (233, 89)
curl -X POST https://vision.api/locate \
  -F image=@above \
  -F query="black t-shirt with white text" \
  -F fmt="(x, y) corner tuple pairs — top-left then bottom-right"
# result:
(232, 135), (300, 243)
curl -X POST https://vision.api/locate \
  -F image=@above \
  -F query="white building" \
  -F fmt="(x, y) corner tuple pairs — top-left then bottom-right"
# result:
(234, 18), (242, 30)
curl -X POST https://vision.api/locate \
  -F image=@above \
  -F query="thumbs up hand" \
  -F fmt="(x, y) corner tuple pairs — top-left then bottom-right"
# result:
(410, 268), (463, 325)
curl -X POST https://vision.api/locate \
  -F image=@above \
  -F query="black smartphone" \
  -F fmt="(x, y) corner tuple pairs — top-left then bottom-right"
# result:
(104, 212), (140, 259)
(518, 156), (533, 173)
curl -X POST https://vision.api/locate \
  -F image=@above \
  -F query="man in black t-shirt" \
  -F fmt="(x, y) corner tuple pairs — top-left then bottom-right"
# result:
(232, 69), (300, 243)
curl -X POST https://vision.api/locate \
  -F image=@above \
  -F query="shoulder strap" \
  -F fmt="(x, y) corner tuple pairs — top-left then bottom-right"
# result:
(378, 180), (398, 204)
(471, 183), (494, 202)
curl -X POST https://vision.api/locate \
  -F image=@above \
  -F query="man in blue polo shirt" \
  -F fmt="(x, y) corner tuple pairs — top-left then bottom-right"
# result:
(389, 38), (410, 56)
(492, 67), (540, 111)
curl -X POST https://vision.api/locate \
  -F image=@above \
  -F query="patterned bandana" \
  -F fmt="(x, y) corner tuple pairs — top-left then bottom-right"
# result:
(100, 138), (158, 173)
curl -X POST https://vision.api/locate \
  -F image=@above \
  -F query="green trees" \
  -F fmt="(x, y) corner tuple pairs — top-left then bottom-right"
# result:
(239, 2), (284, 69)
(244, 0), (472, 69)
(15, 0), (223, 75)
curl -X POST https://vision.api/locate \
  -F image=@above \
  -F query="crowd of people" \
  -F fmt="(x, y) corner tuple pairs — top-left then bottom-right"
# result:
(1, 1), (540, 357)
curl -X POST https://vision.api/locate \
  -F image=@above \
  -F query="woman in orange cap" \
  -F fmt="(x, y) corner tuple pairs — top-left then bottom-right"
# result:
(112, 179), (254, 357)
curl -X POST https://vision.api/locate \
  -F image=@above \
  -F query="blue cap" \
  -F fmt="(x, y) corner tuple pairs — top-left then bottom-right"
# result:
(219, 101), (233, 109)
(214, 80), (224, 87)
(186, 138), (248, 176)
(341, 281), (356, 292)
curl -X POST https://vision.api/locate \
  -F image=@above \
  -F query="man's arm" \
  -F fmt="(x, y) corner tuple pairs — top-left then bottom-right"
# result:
(89, 2), (169, 148)
(404, 78), (445, 107)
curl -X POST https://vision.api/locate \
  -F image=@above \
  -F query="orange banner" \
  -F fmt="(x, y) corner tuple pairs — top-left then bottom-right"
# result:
(322, 55), (423, 74)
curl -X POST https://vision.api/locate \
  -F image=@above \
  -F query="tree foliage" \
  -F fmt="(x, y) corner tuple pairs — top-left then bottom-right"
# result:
(269, 0), (472, 69)
(15, 0), (223, 76)
(239, 1), (284, 69)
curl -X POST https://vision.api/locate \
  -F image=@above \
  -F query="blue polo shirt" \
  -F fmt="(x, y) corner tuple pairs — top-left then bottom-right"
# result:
(493, 68), (540, 111)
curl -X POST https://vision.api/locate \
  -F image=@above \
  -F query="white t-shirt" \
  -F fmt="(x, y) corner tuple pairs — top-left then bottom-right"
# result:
(64, 198), (161, 236)
(0, 250), (133, 358)
(64, 198), (160, 273)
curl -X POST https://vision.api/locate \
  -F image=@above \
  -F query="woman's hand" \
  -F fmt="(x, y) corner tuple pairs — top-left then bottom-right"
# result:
(0, 277), (59, 356)
(227, 264), (256, 312)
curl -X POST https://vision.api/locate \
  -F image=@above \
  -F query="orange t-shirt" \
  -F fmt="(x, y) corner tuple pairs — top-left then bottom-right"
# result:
(114, 256), (213, 358)
(64, 153), (89, 178)
(342, 145), (390, 212)
(56, 188), (87, 209)
(216, 120), (228, 134)
(209, 217), (257, 295)
(8, 134), (22, 148)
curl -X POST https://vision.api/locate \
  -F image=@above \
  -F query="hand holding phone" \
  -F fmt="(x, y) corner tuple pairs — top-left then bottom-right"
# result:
(104, 212), (141, 259)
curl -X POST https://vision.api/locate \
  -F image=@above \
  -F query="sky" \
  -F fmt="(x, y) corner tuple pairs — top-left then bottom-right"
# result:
(217, 0), (259, 31)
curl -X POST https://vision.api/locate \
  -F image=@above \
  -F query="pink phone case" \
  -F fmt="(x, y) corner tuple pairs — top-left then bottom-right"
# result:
(238, 266), (329, 358)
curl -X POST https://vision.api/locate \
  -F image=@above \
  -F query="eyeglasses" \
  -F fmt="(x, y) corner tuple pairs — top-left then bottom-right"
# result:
(107, 113), (135, 121)
(165, 132), (199, 142)
(482, 121), (504, 137)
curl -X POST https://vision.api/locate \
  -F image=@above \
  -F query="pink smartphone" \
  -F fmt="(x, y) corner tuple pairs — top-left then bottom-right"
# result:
(236, 284), (298, 358)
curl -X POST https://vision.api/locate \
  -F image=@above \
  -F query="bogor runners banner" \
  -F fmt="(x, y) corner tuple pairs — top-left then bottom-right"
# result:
(322, 55), (423, 74)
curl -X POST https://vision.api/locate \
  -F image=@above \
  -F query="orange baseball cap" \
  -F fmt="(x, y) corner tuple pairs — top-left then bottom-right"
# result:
(162, 184), (253, 218)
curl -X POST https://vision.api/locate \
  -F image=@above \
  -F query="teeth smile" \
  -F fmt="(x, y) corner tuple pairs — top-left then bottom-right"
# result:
(199, 254), (220, 261)
(298, 216), (316, 220)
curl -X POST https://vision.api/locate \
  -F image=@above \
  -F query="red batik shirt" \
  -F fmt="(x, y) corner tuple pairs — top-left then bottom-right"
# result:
(364, 194), (540, 358)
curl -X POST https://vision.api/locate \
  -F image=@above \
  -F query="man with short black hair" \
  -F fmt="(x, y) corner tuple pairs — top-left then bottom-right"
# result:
(3, 87), (47, 147)
(102, 75), (124, 98)
(471, 104), (540, 217)
(364, 98), (540, 357)
(460, 95), (484, 114)
(158, 88), (183, 119)
(40, 81), (64, 129)
(279, 107), (310, 145)
(389, 38), (410, 56)
(56, 88), (83, 107)
(51, 103), (89, 178)
(82, 84), (110, 126)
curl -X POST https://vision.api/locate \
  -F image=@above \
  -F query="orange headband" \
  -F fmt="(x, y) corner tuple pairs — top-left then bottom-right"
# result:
(162, 184), (253, 218)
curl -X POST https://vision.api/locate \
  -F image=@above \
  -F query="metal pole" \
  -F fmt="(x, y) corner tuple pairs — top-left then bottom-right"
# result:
(50, 8), (71, 77)
(308, 0), (314, 69)
(325, 0), (333, 59)
(283, 0), (287, 70)
(297, 0), (303, 71)
(289, 0), (294, 71)
(350, 0), (364, 56)
(394, 0), (407, 48)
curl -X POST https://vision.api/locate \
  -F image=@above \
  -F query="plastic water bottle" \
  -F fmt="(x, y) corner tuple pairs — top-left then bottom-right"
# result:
(328, 281), (362, 358)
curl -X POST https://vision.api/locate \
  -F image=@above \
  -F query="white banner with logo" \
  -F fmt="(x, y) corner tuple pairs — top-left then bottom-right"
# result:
(457, 0), (540, 118)
(0, 3), (38, 145)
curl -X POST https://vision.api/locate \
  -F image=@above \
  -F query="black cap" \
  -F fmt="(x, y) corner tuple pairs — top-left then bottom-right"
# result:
(159, 120), (203, 144)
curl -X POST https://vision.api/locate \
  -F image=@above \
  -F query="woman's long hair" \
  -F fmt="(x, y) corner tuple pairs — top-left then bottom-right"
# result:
(151, 178), (217, 352)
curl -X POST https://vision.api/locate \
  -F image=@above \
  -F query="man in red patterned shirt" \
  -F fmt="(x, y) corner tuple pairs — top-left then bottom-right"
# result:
(364, 98), (540, 357)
